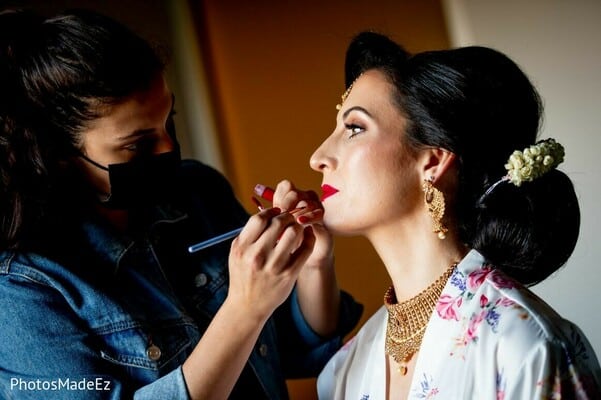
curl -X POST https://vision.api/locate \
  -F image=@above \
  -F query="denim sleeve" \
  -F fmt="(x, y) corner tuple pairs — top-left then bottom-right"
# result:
(0, 273), (189, 400)
(276, 286), (363, 378)
(133, 367), (189, 399)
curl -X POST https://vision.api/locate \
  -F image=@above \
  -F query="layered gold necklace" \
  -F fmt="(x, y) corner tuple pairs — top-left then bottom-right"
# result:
(384, 263), (456, 375)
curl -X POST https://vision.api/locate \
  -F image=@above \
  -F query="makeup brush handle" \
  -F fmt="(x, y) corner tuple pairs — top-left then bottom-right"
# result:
(188, 227), (244, 253)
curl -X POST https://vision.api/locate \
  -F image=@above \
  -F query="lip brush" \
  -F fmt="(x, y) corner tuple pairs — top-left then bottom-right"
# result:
(187, 227), (244, 253)
(187, 193), (305, 253)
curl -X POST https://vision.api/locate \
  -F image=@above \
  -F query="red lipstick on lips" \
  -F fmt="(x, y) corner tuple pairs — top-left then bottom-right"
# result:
(321, 184), (339, 201)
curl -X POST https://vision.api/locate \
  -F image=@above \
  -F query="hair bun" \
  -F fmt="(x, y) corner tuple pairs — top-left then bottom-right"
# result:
(344, 31), (409, 88)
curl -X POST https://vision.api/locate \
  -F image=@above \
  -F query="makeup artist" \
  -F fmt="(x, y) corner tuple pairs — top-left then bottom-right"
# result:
(311, 32), (601, 399)
(0, 8), (361, 399)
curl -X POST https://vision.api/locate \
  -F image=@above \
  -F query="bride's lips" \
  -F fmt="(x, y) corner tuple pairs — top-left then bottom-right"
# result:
(321, 184), (339, 201)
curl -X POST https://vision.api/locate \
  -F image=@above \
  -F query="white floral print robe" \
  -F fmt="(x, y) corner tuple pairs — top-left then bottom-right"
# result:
(317, 250), (601, 399)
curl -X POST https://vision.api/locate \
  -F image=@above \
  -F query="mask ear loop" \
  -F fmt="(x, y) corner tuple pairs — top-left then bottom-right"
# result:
(76, 152), (113, 203)
(78, 153), (109, 171)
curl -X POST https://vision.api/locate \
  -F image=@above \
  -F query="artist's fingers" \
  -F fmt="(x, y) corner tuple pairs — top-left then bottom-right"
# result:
(235, 207), (281, 246)
(296, 208), (324, 225)
(267, 220), (307, 268)
(286, 226), (317, 271)
(273, 180), (322, 213)
(250, 210), (298, 249)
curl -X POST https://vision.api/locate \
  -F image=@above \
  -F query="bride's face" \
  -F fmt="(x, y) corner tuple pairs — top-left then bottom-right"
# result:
(310, 69), (423, 236)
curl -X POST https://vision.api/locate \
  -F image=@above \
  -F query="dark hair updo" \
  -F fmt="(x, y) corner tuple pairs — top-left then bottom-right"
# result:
(344, 31), (580, 286)
(0, 8), (165, 250)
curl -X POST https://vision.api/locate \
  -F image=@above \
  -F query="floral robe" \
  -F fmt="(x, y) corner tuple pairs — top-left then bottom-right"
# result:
(317, 250), (601, 399)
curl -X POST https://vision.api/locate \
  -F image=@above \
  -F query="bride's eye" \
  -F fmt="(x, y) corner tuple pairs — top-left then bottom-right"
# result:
(345, 124), (365, 139)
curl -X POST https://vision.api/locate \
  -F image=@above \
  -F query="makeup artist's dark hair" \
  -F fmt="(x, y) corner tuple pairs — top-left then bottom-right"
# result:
(344, 31), (580, 286)
(0, 8), (165, 250)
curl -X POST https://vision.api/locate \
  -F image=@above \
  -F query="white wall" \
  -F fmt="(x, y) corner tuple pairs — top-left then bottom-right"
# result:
(442, 0), (601, 358)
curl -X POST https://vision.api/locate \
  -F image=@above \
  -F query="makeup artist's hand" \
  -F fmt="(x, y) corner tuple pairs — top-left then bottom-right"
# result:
(271, 180), (333, 271)
(227, 207), (316, 321)
(272, 180), (341, 337)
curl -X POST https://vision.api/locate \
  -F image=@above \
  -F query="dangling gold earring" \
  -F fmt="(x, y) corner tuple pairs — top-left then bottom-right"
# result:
(423, 177), (448, 239)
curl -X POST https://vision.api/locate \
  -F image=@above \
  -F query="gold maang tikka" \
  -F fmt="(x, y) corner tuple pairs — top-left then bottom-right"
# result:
(335, 74), (362, 110)
(335, 83), (354, 110)
(423, 177), (448, 239)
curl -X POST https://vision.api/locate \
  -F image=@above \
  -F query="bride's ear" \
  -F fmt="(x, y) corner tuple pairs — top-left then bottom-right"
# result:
(419, 148), (457, 182)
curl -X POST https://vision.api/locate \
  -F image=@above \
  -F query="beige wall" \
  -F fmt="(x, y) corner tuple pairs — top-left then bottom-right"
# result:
(191, 1), (449, 398)
(443, 0), (601, 362)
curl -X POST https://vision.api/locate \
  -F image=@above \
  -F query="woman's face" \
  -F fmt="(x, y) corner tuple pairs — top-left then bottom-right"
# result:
(310, 69), (423, 236)
(75, 74), (176, 199)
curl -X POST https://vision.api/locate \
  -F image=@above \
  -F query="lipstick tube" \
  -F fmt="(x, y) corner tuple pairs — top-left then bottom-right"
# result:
(254, 184), (274, 202)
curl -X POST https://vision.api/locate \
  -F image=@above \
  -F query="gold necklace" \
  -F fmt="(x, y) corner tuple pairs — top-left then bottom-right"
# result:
(384, 263), (456, 375)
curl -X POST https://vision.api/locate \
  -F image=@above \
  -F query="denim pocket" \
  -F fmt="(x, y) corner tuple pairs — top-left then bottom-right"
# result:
(98, 320), (194, 372)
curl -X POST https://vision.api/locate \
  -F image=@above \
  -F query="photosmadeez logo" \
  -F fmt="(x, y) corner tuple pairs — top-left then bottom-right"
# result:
(10, 377), (111, 392)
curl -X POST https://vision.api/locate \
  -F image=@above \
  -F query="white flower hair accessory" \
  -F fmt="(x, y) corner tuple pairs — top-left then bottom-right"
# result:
(479, 138), (565, 203)
(505, 138), (565, 186)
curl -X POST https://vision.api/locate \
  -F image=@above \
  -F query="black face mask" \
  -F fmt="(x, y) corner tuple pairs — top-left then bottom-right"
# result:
(79, 150), (181, 209)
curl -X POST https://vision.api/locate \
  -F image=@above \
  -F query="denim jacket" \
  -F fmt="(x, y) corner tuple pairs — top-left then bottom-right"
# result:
(0, 160), (362, 399)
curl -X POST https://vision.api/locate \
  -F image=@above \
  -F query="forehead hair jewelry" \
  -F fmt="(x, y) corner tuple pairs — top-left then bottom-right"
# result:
(335, 83), (354, 110)
(335, 74), (362, 110)
(478, 138), (565, 203)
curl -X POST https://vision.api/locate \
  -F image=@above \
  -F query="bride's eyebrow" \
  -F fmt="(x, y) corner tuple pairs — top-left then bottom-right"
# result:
(343, 106), (373, 120)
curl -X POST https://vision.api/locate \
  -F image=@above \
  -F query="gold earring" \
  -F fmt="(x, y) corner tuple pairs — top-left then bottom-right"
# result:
(423, 178), (448, 239)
